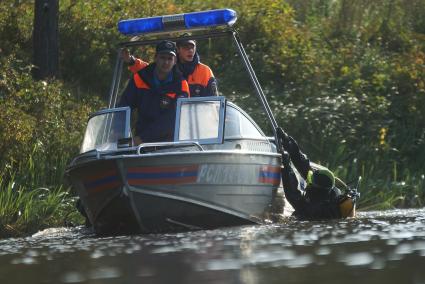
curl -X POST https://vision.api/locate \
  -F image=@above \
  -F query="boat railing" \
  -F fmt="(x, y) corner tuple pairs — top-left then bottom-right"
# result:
(136, 141), (204, 155)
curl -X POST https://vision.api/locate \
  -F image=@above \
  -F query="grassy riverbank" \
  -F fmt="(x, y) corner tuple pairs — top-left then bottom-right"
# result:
(0, 179), (82, 239)
(0, 150), (83, 239)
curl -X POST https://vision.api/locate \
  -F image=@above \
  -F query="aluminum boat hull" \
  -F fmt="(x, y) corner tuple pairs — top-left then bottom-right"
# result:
(66, 150), (281, 234)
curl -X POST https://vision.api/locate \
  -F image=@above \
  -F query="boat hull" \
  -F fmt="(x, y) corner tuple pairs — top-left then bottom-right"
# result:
(66, 150), (281, 234)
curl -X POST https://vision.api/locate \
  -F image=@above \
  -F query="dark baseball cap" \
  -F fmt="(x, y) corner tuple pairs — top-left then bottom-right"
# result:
(156, 40), (177, 56)
(176, 39), (196, 47)
(176, 33), (196, 47)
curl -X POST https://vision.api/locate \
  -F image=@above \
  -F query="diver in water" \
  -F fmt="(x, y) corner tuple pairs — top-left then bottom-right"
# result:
(277, 128), (359, 220)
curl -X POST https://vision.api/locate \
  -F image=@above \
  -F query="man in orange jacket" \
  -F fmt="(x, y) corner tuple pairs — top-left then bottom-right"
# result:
(123, 38), (218, 97)
(118, 40), (190, 145)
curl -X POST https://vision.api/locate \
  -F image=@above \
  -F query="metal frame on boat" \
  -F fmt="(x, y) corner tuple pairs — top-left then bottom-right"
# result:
(66, 9), (284, 235)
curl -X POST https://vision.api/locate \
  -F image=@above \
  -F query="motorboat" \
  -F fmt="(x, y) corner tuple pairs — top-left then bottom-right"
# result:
(66, 9), (284, 234)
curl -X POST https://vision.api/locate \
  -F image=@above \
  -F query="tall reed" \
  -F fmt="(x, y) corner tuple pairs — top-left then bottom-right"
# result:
(0, 147), (82, 238)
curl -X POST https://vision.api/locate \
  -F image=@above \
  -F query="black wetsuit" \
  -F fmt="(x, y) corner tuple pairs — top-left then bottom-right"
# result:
(279, 131), (342, 220)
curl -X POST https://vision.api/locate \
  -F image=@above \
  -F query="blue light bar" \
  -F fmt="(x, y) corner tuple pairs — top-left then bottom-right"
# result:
(184, 9), (237, 29)
(118, 9), (237, 36)
(118, 16), (164, 36)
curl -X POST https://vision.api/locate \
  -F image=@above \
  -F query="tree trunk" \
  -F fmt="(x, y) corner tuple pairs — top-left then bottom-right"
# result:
(33, 0), (59, 80)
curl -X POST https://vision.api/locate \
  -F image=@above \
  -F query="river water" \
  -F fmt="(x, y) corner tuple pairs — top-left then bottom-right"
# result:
(1, 208), (425, 284)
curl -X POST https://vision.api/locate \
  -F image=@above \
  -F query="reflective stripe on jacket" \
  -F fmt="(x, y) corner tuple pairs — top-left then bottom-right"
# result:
(129, 58), (217, 97)
(133, 73), (189, 98)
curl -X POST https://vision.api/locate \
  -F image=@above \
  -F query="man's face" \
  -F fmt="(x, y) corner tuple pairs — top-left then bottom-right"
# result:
(177, 42), (196, 63)
(155, 53), (176, 74)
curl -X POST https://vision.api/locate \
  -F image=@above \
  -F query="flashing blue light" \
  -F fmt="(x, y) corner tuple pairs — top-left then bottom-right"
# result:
(184, 9), (237, 29)
(118, 9), (237, 36)
(118, 16), (163, 36)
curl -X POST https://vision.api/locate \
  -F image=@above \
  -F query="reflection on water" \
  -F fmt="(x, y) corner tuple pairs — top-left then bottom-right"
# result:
(1, 208), (425, 284)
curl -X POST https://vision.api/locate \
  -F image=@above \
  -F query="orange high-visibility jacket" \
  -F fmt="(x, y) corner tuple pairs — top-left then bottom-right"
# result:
(128, 57), (217, 97)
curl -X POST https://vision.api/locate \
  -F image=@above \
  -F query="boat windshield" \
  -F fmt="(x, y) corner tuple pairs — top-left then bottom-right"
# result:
(175, 97), (225, 144)
(80, 107), (131, 153)
(178, 101), (221, 140)
(224, 105), (265, 139)
(175, 97), (266, 144)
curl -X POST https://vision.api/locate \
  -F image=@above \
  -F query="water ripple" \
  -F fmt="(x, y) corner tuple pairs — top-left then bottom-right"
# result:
(1, 208), (425, 284)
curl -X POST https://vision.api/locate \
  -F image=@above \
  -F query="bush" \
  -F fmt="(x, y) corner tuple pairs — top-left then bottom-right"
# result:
(0, 53), (101, 187)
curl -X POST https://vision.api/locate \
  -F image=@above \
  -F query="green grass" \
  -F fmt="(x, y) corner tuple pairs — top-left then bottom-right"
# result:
(0, 147), (84, 239)
(0, 175), (83, 238)
(357, 175), (425, 210)
(329, 146), (425, 211)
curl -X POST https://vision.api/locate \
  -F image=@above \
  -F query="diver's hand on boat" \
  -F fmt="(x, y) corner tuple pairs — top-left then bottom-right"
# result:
(276, 127), (290, 150)
(133, 136), (143, 145)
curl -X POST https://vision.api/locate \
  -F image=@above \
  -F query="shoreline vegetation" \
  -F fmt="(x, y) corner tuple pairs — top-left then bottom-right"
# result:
(0, 149), (83, 239)
(1, 0), (424, 238)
